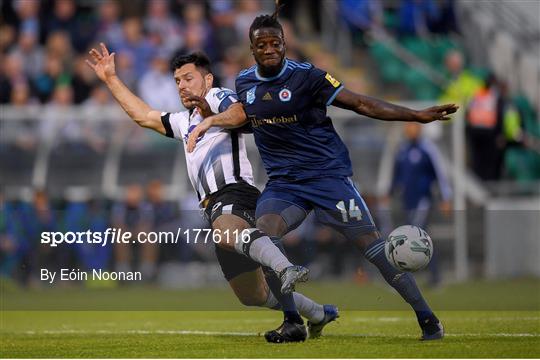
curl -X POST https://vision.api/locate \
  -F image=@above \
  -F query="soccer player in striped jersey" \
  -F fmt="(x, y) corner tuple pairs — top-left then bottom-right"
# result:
(87, 44), (336, 342)
(187, 7), (458, 342)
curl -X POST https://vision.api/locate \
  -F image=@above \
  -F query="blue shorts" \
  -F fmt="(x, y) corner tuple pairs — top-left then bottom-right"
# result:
(256, 177), (377, 240)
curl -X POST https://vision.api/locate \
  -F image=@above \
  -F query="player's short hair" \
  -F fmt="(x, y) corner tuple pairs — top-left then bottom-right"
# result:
(170, 51), (212, 75)
(248, 3), (284, 43)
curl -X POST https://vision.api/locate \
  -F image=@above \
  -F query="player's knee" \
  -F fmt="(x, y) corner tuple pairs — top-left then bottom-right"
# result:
(215, 240), (235, 252)
(356, 230), (382, 253)
(256, 215), (287, 237)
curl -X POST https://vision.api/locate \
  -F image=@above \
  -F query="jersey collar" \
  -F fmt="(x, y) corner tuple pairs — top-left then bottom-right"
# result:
(255, 59), (289, 81)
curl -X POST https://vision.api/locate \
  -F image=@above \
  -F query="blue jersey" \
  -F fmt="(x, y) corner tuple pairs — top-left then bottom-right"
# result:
(391, 138), (452, 210)
(235, 59), (352, 181)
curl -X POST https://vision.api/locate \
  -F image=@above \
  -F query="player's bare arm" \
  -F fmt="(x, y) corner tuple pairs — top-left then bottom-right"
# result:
(85, 43), (165, 134)
(187, 102), (247, 153)
(332, 88), (459, 123)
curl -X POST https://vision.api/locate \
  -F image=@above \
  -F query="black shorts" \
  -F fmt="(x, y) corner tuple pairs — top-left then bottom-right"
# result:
(204, 182), (261, 281)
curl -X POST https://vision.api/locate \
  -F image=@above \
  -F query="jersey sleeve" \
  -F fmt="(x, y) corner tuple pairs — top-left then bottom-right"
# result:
(207, 87), (239, 114)
(160, 112), (185, 140)
(307, 66), (345, 106)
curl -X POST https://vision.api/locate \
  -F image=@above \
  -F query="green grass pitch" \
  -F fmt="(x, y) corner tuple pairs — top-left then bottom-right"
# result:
(1, 279), (539, 358)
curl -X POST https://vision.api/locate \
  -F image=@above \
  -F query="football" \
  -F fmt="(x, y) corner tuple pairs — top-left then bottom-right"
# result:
(385, 225), (433, 272)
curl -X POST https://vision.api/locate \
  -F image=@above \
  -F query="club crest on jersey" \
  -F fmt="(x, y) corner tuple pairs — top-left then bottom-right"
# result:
(279, 88), (292, 102)
(246, 86), (256, 104)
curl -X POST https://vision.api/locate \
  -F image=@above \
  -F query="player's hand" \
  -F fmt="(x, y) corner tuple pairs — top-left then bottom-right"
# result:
(415, 104), (459, 123)
(85, 43), (117, 82)
(187, 118), (212, 153)
(181, 90), (214, 118)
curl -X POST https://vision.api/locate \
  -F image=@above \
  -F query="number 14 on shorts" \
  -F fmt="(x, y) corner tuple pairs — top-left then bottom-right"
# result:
(336, 199), (362, 223)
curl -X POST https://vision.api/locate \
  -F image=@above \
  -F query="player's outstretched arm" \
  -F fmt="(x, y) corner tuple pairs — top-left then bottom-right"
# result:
(86, 43), (165, 134)
(186, 103), (247, 153)
(332, 88), (459, 123)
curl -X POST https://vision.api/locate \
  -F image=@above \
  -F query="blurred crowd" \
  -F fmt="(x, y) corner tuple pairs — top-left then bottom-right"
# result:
(0, 0), (312, 111)
(342, 0), (540, 182)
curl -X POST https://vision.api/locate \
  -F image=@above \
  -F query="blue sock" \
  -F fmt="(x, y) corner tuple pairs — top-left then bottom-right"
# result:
(364, 238), (433, 323)
(262, 236), (303, 324)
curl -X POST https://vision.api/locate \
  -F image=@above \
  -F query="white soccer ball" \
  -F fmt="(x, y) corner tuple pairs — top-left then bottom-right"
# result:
(385, 225), (433, 272)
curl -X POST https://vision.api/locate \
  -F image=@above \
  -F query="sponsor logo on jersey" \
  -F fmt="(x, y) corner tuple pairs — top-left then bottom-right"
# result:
(278, 88), (292, 102)
(251, 115), (298, 127)
(246, 86), (257, 104)
(325, 73), (341, 88)
(262, 92), (273, 101)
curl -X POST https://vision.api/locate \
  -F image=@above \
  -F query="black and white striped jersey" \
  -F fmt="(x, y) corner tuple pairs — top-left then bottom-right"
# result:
(160, 87), (254, 201)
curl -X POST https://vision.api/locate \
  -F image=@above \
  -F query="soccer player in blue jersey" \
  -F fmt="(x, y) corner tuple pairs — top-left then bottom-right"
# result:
(188, 8), (458, 342)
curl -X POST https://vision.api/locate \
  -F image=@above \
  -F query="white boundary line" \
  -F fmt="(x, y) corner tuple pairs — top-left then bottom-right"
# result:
(17, 330), (540, 338)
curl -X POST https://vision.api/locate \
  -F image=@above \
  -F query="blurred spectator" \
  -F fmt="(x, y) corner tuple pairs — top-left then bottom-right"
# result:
(32, 53), (69, 103)
(46, 84), (75, 144)
(114, 50), (137, 90)
(0, 24), (17, 53)
(9, 29), (44, 80)
(234, 0), (264, 42)
(10, 82), (34, 106)
(96, 0), (124, 47)
(0, 52), (28, 103)
(279, 0), (322, 34)
(176, 2), (216, 60)
(115, 17), (156, 76)
(144, 0), (184, 57)
(0, 192), (19, 277)
(427, 0), (458, 34)
(504, 95), (540, 182)
(112, 185), (156, 280)
(382, 123), (452, 286)
(71, 55), (96, 104)
(398, 0), (438, 38)
(45, 31), (74, 70)
(146, 180), (176, 229)
(11, 82), (38, 151)
(44, 0), (95, 53)
(208, 0), (237, 52)
(439, 49), (483, 107)
(339, 0), (383, 45)
(216, 47), (245, 90)
(12, 0), (41, 39)
(138, 51), (181, 113)
(18, 189), (57, 285)
(64, 194), (112, 275)
(178, 26), (210, 59)
(465, 74), (505, 181)
(79, 84), (112, 153)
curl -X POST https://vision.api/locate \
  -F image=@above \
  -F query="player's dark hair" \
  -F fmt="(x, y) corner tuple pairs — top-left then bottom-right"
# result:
(248, 1), (284, 42)
(170, 51), (212, 75)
